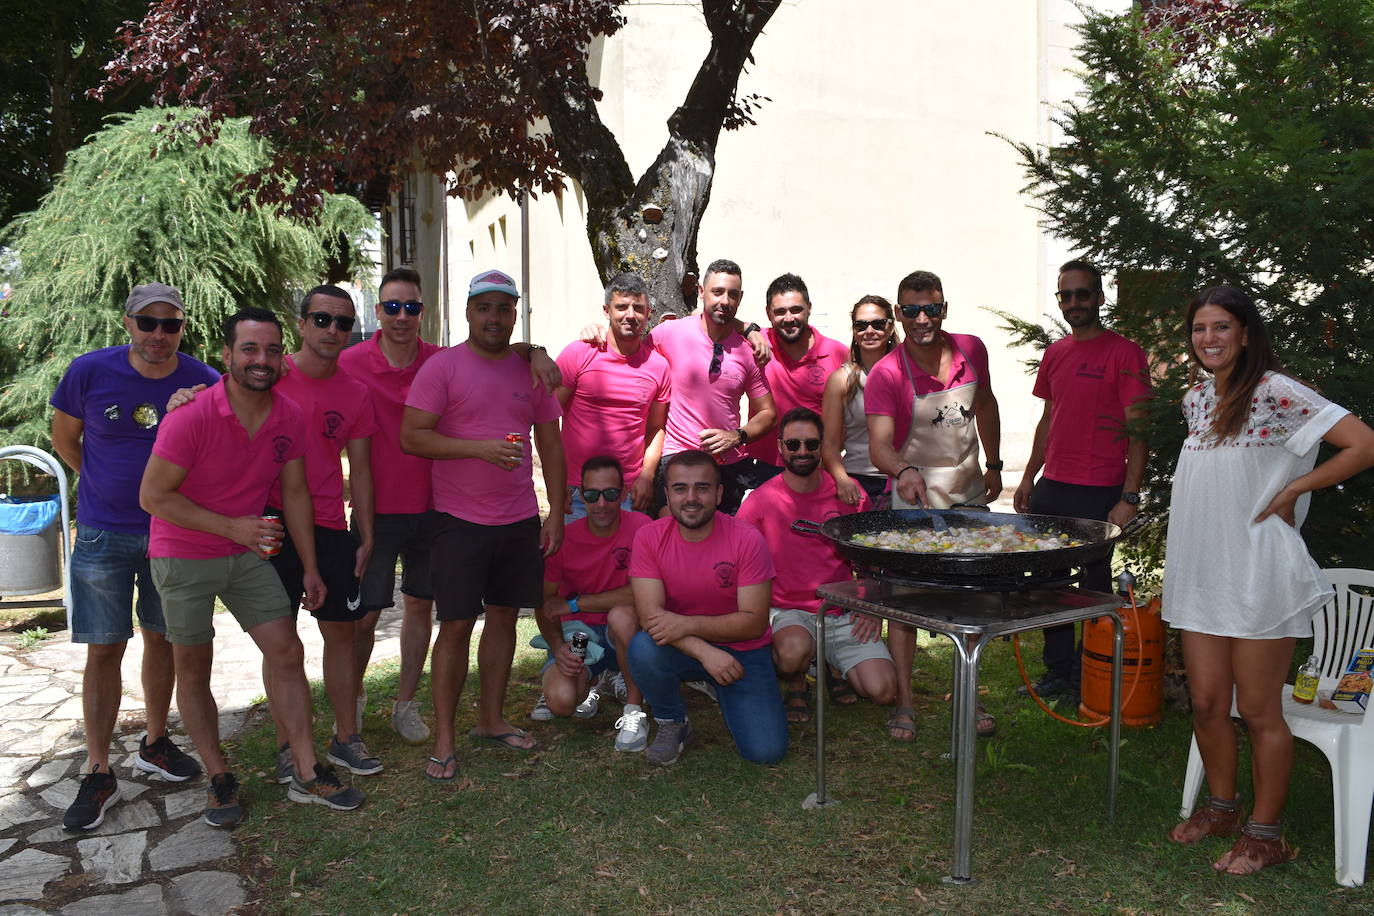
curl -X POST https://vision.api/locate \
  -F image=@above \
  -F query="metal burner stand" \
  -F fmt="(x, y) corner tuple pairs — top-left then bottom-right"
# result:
(805, 578), (1124, 886)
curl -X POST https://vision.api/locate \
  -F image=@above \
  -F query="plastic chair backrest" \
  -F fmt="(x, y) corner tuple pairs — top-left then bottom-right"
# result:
(1315, 568), (1374, 681)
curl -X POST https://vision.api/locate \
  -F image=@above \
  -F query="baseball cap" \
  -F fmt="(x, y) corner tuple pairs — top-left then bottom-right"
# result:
(125, 282), (186, 315)
(468, 269), (520, 300)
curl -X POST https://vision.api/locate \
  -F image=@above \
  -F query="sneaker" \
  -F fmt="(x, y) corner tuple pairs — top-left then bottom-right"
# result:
(63, 765), (121, 831)
(530, 694), (554, 722)
(275, 742), (295, 785)
(685, 679), (718, 703)
(1016, 672), (1076, 700)
(288, 763), (365, 810)
(645, 719), (693, 766)
(391, 699), (430, 744)
(133, 734), (202, 782)
(574, 683), (601, 719)
(203, 771), (243, 828)
(327, 734), (384, 776)
(606, 671), (629, 705)
(613, 704), (648, 753)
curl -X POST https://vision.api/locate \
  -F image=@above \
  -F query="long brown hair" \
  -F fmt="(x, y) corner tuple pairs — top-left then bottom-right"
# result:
(1185, 284), (1284, 442)
(844, 295), (898, 403)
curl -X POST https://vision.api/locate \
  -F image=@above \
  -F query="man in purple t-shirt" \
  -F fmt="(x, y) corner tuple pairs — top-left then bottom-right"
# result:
(50, 283), (219, 831)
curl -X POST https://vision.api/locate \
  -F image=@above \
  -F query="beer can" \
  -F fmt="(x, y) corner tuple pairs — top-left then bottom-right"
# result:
(569, 631), (589, 661)
(259, 515), (283, 557)
(506, 432), (524, 444)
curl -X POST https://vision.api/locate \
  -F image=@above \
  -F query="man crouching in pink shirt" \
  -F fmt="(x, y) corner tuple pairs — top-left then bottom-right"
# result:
(402, 269), (565, 782)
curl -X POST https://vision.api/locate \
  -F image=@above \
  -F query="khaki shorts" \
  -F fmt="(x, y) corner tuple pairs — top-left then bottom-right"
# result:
(769, 607), (893, 677)
(151, 554), (292, 645)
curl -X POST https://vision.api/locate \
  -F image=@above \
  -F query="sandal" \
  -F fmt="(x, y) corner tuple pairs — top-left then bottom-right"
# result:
(885, 706), (915, 742)
(1214, 827), (1297, 875)
(783, 689), (811, 724)
(975, 704), (997, 738)
(1169, 796), (1241, 845)
(827, 676), (860, 706)
(424, 754), (458, 783)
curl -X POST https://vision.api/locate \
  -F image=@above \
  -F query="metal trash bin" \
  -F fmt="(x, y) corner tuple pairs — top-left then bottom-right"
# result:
(0, 494), (62, 595)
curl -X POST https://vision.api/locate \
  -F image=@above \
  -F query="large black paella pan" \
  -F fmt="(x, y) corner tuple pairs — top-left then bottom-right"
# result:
(792, 509), (1123, 589)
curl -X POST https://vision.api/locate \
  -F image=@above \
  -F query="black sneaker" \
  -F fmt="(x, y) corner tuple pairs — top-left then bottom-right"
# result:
(63, 765), (121, 831)
(134, 734), (203, 782)
(1016, 673), (1076, 700)
(204, 772), (243, 828)
(287, 763), (365, 811)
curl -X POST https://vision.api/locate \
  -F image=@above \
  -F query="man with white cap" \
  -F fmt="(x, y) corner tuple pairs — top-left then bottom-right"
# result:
(51, 282), (220, 830)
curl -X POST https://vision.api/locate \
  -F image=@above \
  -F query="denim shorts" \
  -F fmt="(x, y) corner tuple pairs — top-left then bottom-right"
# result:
(69, 523), (165, 645)
(539, 622), (620, 679)
(354, 511), (437, 611)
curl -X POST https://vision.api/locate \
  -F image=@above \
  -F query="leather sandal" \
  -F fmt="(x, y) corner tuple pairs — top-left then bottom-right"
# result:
(1215, 829), (1297, 875)
(1169, 796), (1241, 845)
(885, 706), (915, 742)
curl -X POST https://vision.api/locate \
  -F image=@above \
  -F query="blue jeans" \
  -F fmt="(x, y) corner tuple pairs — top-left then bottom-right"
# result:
(69, 523), (165, 644)
(628, 631), (788, 764)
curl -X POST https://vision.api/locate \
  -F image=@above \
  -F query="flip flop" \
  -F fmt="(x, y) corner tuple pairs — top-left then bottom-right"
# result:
(783, 689), (811, 724)
(976, 704), (998, 738)
(828, 676), (860, 706)
(424, 754), (458, 783)
(468, 727), (537, 751)
(886, 705), (915, 741)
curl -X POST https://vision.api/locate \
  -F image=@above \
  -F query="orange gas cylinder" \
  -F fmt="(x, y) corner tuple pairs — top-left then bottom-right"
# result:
(1079, 596), (1164, 726)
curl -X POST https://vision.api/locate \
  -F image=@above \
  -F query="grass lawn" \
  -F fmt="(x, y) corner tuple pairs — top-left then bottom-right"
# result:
(226, 619), (1372, 915)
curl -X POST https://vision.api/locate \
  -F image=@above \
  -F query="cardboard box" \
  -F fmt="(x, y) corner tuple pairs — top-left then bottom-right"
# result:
(1330, 647), (1373, 714)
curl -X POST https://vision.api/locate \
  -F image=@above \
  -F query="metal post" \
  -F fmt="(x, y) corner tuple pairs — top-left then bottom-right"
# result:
(1107, 613), (1123, 821)
(944, 634), (983, 885)
(803, 603), (837, 810)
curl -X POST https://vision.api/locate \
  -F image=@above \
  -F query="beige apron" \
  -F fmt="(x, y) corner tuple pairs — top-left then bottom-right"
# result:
(891, 340), (984, 510)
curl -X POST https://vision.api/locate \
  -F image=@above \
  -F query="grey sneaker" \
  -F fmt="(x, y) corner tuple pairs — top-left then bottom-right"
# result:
(391, 699), (430, 744)
(275, 743), (294, 785)
(614, 704), (648, 753)
(530, 694), (554, 722)
(645, 719), (692, 766)
(327, 734), (384, 776)
(574, 683), (600, 719)
(685, 679), (718, 703)
(607, 671), (629, 705)
(203, 772), (243, 828)
(288, 763), (365, 810)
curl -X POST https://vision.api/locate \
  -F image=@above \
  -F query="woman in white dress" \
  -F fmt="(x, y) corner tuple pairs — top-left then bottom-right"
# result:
(1164, 285), (1374, 874)
(821, 295), (899, 509)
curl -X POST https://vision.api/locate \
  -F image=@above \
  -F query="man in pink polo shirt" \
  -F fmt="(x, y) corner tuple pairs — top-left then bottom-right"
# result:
(627, 449), (788, 766)
(647, 259), (776, 515)
(402, 269), (565, 781)
(867, 269), (1003, 742)
(738, 408), (896, 727)
(141, 308), (364, 827)
(339, 266), (442, 745)
(742, 274), (850, 482)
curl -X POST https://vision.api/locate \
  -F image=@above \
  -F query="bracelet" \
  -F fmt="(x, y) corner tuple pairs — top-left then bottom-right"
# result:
(566, 595), (580, 616)
(736, 427), (750, 445)
(985, 460), (1004, 471)
(898, 465), (921, 478)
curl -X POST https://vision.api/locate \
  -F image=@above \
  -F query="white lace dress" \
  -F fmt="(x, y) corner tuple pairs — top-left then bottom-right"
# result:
(1162, 373), (1348, 638)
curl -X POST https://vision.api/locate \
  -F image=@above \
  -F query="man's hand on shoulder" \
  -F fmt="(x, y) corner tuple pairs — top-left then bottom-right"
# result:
(165, 383), (208, 413)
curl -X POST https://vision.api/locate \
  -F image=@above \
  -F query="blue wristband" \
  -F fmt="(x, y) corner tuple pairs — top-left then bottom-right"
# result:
(566, 596), (580, 616)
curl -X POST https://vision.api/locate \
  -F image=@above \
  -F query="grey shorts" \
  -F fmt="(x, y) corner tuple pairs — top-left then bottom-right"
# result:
(355, 511), (437, 612)
(769, 607), (894, 677)
(150, 554), (292, 645)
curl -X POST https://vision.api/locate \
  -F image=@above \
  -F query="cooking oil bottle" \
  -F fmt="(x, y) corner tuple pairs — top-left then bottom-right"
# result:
(1292, 654), (1321, 704)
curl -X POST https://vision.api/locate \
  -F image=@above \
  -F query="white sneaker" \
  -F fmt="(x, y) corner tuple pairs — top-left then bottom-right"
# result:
(530, 694), (554, 722)
(614, 704), (648, 753)
(606, 671), (629, 705)
(574, 684), (601, 719)
(684, 679), (718, 703)
(390, 699), (429, 744)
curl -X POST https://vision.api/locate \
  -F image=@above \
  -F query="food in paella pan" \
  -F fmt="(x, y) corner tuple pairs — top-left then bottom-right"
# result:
(851, 524), (1082, 554)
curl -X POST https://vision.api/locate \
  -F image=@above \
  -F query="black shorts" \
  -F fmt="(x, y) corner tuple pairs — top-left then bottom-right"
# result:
(430, 513), (543, 621)
(354, 511), (437, 612)
(267, 509), (364, 622)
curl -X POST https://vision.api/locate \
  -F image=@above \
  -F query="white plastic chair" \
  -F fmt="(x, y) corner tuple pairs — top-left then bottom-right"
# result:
(1179, 568), (1374, 887)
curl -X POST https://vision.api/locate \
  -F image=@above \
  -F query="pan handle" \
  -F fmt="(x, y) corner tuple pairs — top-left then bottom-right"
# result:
(791, 519), (825, 537)
(1115, 511), (1151, 540)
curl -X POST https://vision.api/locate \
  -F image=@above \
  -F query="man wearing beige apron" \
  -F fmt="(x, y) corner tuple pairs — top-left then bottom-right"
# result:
(866, 270), (1003, 741)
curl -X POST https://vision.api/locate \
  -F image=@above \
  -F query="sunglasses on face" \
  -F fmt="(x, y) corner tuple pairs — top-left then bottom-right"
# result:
(1055, 287), (1097, 304)
(899, 302), (946, 319)
(133, 315), (184, 334)
(307, 311), (356, 332)
(781, 438), (821, 452)
(381, 299), (424, 316)
(852, 318), (892, 332)
(581, 487), (623, 504)
(708, 341), (725, 376)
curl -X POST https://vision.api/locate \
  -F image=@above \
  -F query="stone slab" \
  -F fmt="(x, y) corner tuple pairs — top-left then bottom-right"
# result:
(17, 686), (71, 706)
(148, 820), (234, 872)
(161, 789), (203, 821)
(0, 794), (46, 830)
(28, 800), (159, 843)
(0, 757), (39, 783)
(25, 759), (71, 789)
(0, 848), (70, 900)
(77, 832), (147, 885)
(59, 882), (166, 916)
(168, 870), (246, 916)
(0, 905), (49, 915)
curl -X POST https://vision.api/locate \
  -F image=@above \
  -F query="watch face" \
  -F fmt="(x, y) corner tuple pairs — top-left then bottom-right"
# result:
(1122, 492), (1141, 506)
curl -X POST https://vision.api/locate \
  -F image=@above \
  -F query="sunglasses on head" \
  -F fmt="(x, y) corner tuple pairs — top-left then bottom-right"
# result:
(782, 437), (821, 452)
(133, 315), (184, 334)
(708, 341), (725, 376)
(307, 311), (356, 332)
(899, 302), (946, 319)
(852, 318), (892, 332)
(380, 299), (424, 316)
(581, 487), (623, 504)
(1055, 287), (1097, 304)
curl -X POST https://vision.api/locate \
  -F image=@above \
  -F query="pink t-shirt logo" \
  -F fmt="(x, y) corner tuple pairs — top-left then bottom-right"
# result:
(612, 546), (631, 570)
(806, 365), (826, 386)
(272, 435), (292, 463)
(322, 410), (344, 439)
(712, 561), (738, 588)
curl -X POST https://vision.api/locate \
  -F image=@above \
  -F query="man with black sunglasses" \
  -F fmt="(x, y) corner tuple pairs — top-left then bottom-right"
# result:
(1012, 259), (1151, 703)
(738, 408), (896, 727)
(50, 282), (221, 830)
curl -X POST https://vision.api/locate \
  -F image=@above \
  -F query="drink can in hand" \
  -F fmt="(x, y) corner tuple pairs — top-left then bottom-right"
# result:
(259, 515), (283, 557)
(569, 631), (589, 661)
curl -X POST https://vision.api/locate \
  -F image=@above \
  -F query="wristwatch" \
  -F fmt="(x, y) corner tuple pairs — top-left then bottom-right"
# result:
(736, 427), (750, 445)
(985, 460), (1004, 471)
(743, 322), (762, 337)
(1121, 492), (1142, 506)
(527, 343), (547, 354)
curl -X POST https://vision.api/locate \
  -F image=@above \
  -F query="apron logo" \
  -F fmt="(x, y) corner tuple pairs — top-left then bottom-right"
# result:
(931, 405), (971, 428)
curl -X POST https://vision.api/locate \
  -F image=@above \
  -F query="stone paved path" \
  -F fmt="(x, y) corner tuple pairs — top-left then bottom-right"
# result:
(0, 605), (406, 914)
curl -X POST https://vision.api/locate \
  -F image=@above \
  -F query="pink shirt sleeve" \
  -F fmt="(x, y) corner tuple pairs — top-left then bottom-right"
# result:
(1031, 344), (1056, 401)
(961, 334), (991, 387)
(152, 402), (201, 469)
(864, 358), (904, 418)
(1118, 340), (1152, 410)
(735, 523), (774, 586)
(742, 356), (770, 399)
(405, 358), (450, 416)
(628, 524), (661, 579)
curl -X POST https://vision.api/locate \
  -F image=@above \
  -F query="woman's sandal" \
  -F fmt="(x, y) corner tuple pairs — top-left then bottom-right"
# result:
(828, 676), (860, 706)
(783, 689), (811, 724)
(975, 704), (997, 738)
(1214, 829), (1298, 875)
(1169, 796), (1241, 845)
